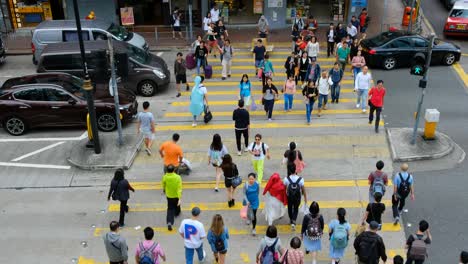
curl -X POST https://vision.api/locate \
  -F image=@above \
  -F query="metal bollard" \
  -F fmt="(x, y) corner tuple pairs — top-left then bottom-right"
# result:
(423, 109), (439, 140)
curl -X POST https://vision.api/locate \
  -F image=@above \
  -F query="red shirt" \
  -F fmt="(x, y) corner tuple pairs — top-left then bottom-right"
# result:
(368, 170), (389, 186)
(359, 14), (367, 27)
(368, 86), (386, 107)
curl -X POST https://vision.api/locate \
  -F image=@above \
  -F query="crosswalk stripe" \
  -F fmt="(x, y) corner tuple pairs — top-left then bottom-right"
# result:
(187, 80), (355, 86)
(207, 65), (356, 72)
(131, 180), (391, 190)
(155, 121), (384, 131)
(165, 109), (362, 117)
(93, 223), (401, 237)
(209, 51), (328, 56)
(229, 58), (336, 62)
(172, 98), (356, 106)
(193, 73), (355, 78)
(108, 200), (392, 212)
(180, 89), (354, 96)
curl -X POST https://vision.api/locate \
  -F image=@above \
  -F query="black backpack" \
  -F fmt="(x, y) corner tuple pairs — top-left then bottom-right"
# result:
(397, 173), (411, 198)
(214, 235), (225, 252)
(286, 176), (302, 202)
(358, 235), (378, 262)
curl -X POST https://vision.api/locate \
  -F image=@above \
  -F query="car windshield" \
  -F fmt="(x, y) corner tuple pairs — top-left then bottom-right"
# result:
(64, 76), (86, 100)
(127, 45), (150, 64)
(107, 23), (129, 41)
(366, 31), (403, 47)
(449, 9), (468, 18)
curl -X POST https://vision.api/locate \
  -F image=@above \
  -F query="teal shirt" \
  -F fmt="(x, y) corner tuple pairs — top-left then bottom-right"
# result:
(263, 60), (274, 73)
(337, 47), (350, 60)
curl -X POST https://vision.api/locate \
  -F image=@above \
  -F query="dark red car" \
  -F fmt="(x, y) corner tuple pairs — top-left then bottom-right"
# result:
(0, 83), (138, 135)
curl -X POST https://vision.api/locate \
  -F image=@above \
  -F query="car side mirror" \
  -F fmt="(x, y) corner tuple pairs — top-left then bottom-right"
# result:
(68, 98), (77, 105)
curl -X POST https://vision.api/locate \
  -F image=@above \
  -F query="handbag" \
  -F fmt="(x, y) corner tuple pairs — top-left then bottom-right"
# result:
(240, 206), (248, 219)
(231, 165), (242, 188)
(203, 105), (213, 124)
(251, 98), (258, 111)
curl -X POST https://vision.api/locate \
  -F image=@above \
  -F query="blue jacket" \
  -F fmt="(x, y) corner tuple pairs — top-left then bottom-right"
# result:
(305, 63), (321, 82)
(329, 68), (343, 83)
(207, 227), (230, 252)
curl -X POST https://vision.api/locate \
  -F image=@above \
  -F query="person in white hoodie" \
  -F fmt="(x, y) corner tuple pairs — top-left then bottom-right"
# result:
(354, 66), (372, 113)
(316, 70), (330, 117)
(103, 221), (129, 264)
(306, 36), (320, 61)
(256, 225), (285, 263)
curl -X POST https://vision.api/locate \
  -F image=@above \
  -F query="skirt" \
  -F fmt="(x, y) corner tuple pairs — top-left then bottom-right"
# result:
(303, 235), (322, 252)
(262, 192), (286, 225)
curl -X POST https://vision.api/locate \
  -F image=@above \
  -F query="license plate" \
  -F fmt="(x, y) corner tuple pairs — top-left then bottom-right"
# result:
(457, 24), (466, 30)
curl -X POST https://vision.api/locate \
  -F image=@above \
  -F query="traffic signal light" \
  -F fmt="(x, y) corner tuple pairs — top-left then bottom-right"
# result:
(410, 53), (426, 76)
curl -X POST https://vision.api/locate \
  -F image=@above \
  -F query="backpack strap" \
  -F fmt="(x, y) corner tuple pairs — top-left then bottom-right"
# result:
(287, 176), (293, 184)
(295, 177), (302, 184)
(148, 242), (158, 252)
(261, 143), (266, 155)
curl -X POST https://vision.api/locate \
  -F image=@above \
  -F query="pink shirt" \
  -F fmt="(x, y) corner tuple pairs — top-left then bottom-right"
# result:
(135, 240), (165, 264)
(283, 80), (296, 95)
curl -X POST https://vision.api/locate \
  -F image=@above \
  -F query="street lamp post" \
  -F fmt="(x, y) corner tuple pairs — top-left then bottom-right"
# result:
(72, 0), (101, 154)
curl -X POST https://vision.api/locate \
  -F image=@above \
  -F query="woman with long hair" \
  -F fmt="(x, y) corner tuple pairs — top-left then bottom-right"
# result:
(208, 134), (228, 192)
(220, 154), (239, 207)
(239, 74), (252, 111)
(107, 168), (135, 227)
(283, 141), (304, 175)
(207, 214), (230, 264)
(328, 207), (351, 264)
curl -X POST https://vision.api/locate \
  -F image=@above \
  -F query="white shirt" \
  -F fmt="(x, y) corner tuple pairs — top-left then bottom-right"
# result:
(203, 17), (212, 31)
(210, 8), (220, 22)
(317, 77), (329, 95)
(328, 29), (334, 42)
(174, 15), (180, 27)
(248, 142), (269, 160)
(347, 25), (357, 37)
(198, 84), (207, 94)
(283, 174), (305, 187)
(179, 219), (206, 249)
(306, 42), (319, 57)
(355, 72), (372, 90)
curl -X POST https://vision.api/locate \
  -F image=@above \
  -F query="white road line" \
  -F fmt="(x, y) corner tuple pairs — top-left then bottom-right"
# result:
(0, 131), (88, 143)
(156, 52), (164, 56)
(11, 141), (66, 162)
(0, 162), (70, 170)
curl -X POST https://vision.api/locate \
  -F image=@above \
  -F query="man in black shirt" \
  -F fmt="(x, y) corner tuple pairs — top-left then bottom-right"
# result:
(252, 39), (266, 75)
(354, 221), (387, 264)
(194, 41), (208, 75)
(232, 99), (250, 156)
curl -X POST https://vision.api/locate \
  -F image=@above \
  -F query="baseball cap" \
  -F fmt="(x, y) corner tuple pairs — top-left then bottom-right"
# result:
(191, 207), (201, 216)
(369, 221), (379, 230)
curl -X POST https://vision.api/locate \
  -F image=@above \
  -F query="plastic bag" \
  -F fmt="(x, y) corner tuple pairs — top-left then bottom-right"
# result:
(300, 203), (309, 215)
(251, 98), (258, 111)
(240, 206), (248, 219)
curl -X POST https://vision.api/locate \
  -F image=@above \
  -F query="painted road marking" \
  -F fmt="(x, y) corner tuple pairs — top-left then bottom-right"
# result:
(462, 53), (468, 57)
(230, 58), (335, 63)
(188, 80), (353, 86)
(0, 161), (70, 170)
(94, 223), (401, 237)
(130, 179), (391, 190)
(207, 64), (357, 72)
(193, 73), (355, 78)
(0, 131), (87, 143)
(210, 51), (327, 56)
(181, 89), (355, 96)
(108, 200), (392, 212)
(155, 121), (385, 131)
(11, 141), (65, 162)
(165, 109), (363, 117)
(172, 98), (356, 106)
(453, 63), (468, 88)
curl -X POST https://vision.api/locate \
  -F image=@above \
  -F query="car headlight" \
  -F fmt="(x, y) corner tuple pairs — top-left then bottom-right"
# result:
(119, 105), (129, 110)
(153, 69), (166, 79)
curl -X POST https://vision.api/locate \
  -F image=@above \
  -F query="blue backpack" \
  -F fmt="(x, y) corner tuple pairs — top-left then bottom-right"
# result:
(261, 238), (280, 264)
(138, 242), (158, 264)
(331, 224), (348, 249)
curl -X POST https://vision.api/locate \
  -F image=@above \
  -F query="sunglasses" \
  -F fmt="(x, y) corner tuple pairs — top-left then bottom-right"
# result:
(255, 138), (261, 141)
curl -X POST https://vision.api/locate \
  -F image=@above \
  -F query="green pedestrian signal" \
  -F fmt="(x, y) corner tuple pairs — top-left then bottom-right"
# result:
(414, 67), (421, 74)
(410, 64), (425, 76)
(410, 53), (426, 76)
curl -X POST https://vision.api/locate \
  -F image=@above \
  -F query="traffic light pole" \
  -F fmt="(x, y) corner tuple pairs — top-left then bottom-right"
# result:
(411, 34), (435, 145)
(72, 0), (101, 154)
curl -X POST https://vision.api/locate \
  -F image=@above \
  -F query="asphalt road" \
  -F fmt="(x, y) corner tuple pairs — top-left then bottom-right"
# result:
(373, 64), (468, 263)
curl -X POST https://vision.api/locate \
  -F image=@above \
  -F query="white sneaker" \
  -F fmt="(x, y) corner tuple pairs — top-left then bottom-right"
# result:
(251, 228), (257, 236)
(145, 148), (152, 156)
(237, 151), (242, 156)
(362, 109), (367, 113)
(192, 122), (197, 127)
(245, 220), (251, 225)
(268, 118), (272, 122)
(356, 104), (360, 108)
(291, 223), (296, 231)
(244, 147), (249, 152)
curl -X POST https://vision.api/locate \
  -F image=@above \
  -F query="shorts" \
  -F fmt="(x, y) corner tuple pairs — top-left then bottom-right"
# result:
(255, 59), (264, 68)
(142, 131), (154, 140)
(173, 26), (181, 32)
(242, 96), (251, 106)
(176, 74), (187, 84)
(208, 40), (217, 47)
(225, 178), (233, 188)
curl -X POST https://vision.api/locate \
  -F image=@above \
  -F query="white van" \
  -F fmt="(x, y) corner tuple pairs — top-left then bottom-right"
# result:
(31, 19), (148, 64)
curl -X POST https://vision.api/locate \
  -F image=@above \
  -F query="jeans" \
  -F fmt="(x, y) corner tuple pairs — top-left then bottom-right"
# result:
(235, 129), (249, 151)
(306, 99), (315, 123)
(369, 102), (382, 129)
(196, 58), (205, 75)
(330, 83), (341, 101)
(327, 41), (335, 57)
(264, 99), (275, 119)
(287, 196), (301, 224)
(353, 67), (362, 82)
(284, 94), (294, 110)
(119, 200), (128, 226)
(255, 59), (264, 68)
(392, 194), (407, 218)
(221, 58), (232, 77)
(356, 89), (368, 110)
(185, 244), (205, 264)
(166, 197), (181, 225)
(318, 94), (328, 109)
(405, 258), (424, 264)
(252, 159), (265, 183)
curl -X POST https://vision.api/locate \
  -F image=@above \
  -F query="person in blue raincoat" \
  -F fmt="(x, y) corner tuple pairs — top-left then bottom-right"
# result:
(189, 76), (209, 127)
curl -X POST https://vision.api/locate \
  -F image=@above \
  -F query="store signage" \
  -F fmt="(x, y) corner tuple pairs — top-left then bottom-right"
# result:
(268, 0), (282, 8)
(351, 0), (367, 7)
(254, 0), (263, 14)
(120, 7), (135, 26)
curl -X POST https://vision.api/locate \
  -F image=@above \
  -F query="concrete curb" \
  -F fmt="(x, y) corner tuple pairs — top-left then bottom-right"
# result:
(67, 134), (143, 170)
(386, 127), (454, 162)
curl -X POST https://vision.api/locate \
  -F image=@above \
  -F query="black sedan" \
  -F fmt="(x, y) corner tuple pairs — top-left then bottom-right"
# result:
(360, 31), (461, 70)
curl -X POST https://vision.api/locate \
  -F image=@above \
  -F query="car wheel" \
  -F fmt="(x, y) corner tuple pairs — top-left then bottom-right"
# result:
(3, 116), (27, 136)
(443, 53), (456, 66)
(383, 57), (397, 70)
(97, 113), (117, 132)
(138, 80), (157, 97)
